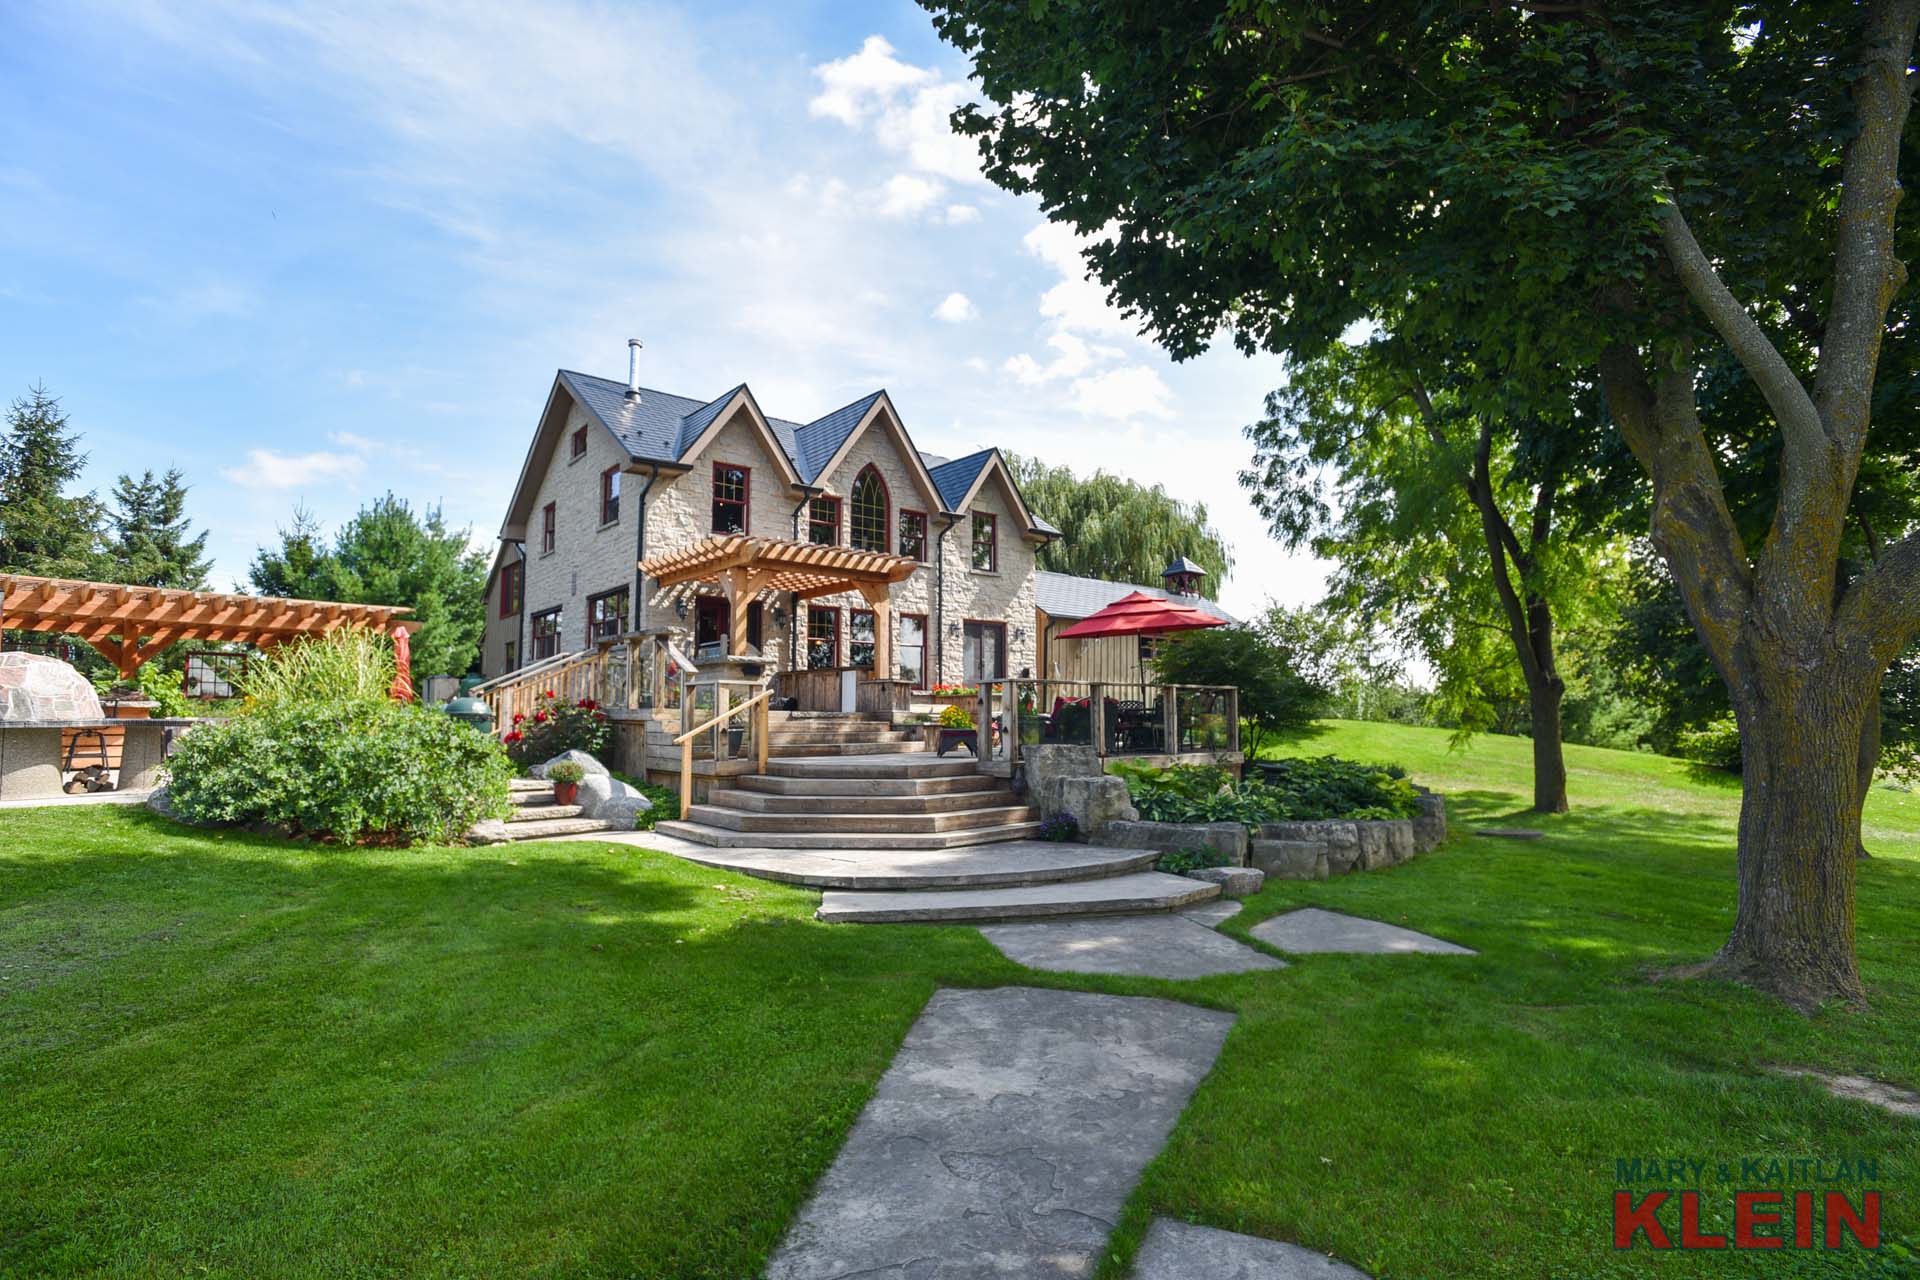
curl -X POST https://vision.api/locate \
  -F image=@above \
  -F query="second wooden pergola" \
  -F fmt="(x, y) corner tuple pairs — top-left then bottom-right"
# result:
(638, 534), (920, 674)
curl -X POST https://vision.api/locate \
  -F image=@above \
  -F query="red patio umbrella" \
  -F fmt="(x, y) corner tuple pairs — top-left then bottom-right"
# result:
(1054, 591), (1226, 641)
(389, 626), (414, 703)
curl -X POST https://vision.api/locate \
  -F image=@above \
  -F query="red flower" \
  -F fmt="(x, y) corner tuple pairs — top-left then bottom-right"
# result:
(593, 711), (607, 721)
(543, 689), (556, 699)
(503, 730), (523, 744)
(512, 713), (525, 724)
(534, 711), (548, 723)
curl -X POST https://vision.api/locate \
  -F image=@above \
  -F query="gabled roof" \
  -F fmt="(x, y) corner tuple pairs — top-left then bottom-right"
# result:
(557, 370), (807, 463)
(793, 391), (885, 483)
(928, 449), (993, 511)
(1034, 570), (1236, 624)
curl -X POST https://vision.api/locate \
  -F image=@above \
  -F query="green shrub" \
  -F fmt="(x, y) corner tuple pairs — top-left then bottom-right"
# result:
(163, 699), (513, 845)
(611, 772), (679, 830)
(93, 662), (193, 717)
(1250, 755), (1420, 820)
(1155, 846), (1230, 875)
(939, 704), (974, 730)
(1111, 756), (1418, 827)
(1676, 714), (1743, 772)
(240, 628), (396, 711)
(502, 690), (611, 768)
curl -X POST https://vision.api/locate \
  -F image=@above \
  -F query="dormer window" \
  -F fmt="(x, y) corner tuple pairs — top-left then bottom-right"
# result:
(971, 512), (997, 572)
(850, 466), (888, 553)
(712, 463), (749, 534)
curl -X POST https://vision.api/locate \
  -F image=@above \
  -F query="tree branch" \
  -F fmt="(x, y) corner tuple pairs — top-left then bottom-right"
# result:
(1837, 525), (1920, 669)
(1812, 0), (1920, 452)
(1465, 419), (1546, 686)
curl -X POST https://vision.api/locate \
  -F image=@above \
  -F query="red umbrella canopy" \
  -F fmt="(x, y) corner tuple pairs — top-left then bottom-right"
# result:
(1054, 591), (1227, 640)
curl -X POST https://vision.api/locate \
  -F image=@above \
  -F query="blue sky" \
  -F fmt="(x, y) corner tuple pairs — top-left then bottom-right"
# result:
(1, 0), (1325, 615)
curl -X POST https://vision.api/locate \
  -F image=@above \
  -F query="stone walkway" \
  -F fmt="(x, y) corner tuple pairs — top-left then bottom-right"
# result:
(764, 986), (1234, 1279)
(981, 914), (1283, 979)
(1250, 907), (1475, 955)
(1133, 1217), (1372, 1278)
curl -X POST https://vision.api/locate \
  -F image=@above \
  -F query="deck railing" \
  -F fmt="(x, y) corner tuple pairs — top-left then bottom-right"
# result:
(964, 677), (1239, 772)
(472, 629), (697, 735)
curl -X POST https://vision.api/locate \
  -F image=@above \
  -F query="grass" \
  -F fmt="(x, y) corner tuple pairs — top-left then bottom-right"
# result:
(1, 720), (1916, 1277)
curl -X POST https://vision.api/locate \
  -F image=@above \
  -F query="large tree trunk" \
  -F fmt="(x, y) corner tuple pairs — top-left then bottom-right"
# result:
(1855, 690), (1882, 860)
(1528, 674), (1570, 814)
(1709, 660), (1871, 1008)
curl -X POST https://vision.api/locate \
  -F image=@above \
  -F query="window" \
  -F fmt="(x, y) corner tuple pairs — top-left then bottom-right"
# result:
(849, 609), (876, 669)
(531, 607), (562, 660)
(971, 513), (997, 571)
(808, 495), (840, 545)
(962, 620), (1006, 683)
(806, 606), (839, 669)
(503, 639), (518, 673)
(571, 426), (588, 459)
(541, 502), (557, 555)
(498, 560), (523, 619)
(898, 509), (927, 561)
(899, 613), (927, 688)
(600, 466), (621, 524)
(850, 466), (888, 552)
(587, 587), (629, 642)
(712, 462), (749, 533)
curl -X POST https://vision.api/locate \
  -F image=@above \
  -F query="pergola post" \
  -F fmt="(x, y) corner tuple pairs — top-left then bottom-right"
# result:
(858, 582), (893, 678)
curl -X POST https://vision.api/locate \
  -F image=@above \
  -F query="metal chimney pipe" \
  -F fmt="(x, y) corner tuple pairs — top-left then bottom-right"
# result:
(626, 338), (643, 398)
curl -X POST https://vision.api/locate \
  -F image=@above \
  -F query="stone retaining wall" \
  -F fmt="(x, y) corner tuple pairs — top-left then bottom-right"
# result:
(1250, 790), (1447, 880)
(1102, 819), (1248, 866)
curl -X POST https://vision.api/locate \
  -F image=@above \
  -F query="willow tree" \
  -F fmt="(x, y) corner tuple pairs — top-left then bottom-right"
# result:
(1006, 454), (1232, 588)
(925, 0), (1918, 1006)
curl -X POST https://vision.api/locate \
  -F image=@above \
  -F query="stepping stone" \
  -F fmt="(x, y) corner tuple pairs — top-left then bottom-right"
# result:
(1180, 899), (1244, 928)
(1133, 1217), (1373, 1278)
(1249, 908), (1475, 955)
(765, 986), (1234, 1279)
(981, 915), (1284, 979)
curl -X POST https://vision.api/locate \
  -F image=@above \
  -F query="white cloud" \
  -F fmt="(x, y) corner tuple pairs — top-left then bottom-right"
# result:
(879, 174), (943, 218)
(944, 204), (980, 225)
(1003, 332), (1093, 384)
(811, 35), (985, 185)
(1022, 221), (1136, 338)
(932, 292), (977, 323)
(808, 36), (933, 126)
(221, 448), (366, 489)
(1068, 366), (1176, 420)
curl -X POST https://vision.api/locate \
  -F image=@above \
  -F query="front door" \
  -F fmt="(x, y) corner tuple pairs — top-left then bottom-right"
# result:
(962, 621), (1006, 684)
(694, 596), (728, 655)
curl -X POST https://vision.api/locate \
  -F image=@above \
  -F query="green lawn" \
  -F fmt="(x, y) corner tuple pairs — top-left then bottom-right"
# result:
(2, 721), (1916, 1277)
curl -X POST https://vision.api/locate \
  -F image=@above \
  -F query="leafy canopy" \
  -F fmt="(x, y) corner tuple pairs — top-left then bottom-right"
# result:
(1007, 453), (1231, 588)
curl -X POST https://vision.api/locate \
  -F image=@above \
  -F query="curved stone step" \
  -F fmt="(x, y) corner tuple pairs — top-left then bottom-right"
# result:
(737, 772), (1005, 798)
(764, 755), (981, 780)
(816, 872), (1220, 924)
(706, 787), (1020, 815)
(683, 803), (1039, 835)
(769, 740), (929, 757)
(508, 802), (584, 821)
(664, 842), (1158, 890)
(655, 820), (1043, 851)
(497, 815), (615, 841)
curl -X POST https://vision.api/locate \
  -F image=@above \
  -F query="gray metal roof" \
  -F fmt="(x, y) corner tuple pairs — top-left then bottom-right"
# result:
(928, 449), (993, 511)
(1034, 569), (1236, 623)
(793, 391), (885, 483)
(557, 370), (806, 464)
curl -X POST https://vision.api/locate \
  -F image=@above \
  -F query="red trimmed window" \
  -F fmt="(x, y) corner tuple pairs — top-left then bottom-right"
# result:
(806, 606), (839, 669)
(600, 466), (621, 524)
(898, 613), (927, 688)
(531, 607), (561, 660)
(587, 587), (629, 641)
(541, 502), (557, 555)
(850, 466), (888, 552)
(497, 560), (523, 619)
(571, 426), (588, 459)
(849, 609), (877, 669)
(712, 462), (749, 533)
(808, 495), (840, 545)
(971, 513), (997, 571)
(899, 509), (927, 561)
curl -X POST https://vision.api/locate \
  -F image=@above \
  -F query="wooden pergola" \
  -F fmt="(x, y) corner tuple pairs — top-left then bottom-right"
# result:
(639, 535), (920, 674)
(0, 573), (413, 683)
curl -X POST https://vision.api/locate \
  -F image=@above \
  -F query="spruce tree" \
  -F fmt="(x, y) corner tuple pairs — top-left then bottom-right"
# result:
(106, 468), (211, 589)
(0, 384), (102, 576)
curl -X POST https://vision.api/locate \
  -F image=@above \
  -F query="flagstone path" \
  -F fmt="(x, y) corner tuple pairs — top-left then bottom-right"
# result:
(980, 914), (1284, 979)
(1132, 1217), (1373, 1278)
(1250, 907), (1475, 955)
(763, 986), (1234, 1279)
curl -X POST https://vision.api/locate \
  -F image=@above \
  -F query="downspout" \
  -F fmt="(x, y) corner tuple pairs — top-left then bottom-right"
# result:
(631, 463), (658, 631)
(932, 514), (954, 686)
(509, 538), (527, 670)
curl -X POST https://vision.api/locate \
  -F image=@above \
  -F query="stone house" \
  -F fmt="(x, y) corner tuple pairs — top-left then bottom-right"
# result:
(479, 345), (1066, 690)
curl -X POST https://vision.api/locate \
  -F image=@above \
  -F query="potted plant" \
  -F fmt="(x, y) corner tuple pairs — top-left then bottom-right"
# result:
(548, 760), (586, 805)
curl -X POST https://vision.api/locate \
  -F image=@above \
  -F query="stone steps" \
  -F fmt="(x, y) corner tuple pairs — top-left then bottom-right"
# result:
(736, 772), (1005, 798)
(655, 819), (1045, 850)
(764, 755), (979, 780)
(682, 803), (1040, 835)
(496, 815), (618, 840)
(706, 786), (1020, 814)
(507, 802), (585, 822)
(815, 872), (1219, 924)
(768, 739), (928, 758)
(662, 843), (1158, 890)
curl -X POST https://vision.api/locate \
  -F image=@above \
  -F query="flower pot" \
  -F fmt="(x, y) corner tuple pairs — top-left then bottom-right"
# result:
(553, 781), (579, 805)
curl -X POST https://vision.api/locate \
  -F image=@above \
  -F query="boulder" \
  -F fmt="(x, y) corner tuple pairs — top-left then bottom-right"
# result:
(528, 750), (608, 781)
(143, 785), (222, 829)
(1414, 791), (1448, 852)
(577, 772), (653, 830)
(1023, 744), (1102, 806)
(1184, 865), (1265, 898)
(1105, 819), (1248, 867)
(1053, 776), (1137, 841)
(1356, 820), (1415, 870)
(466, 818), (512, 845)
(1250, 838), (1328, 880)
(0, 652), (102, 722)
(1384, 820), (1417, 865)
